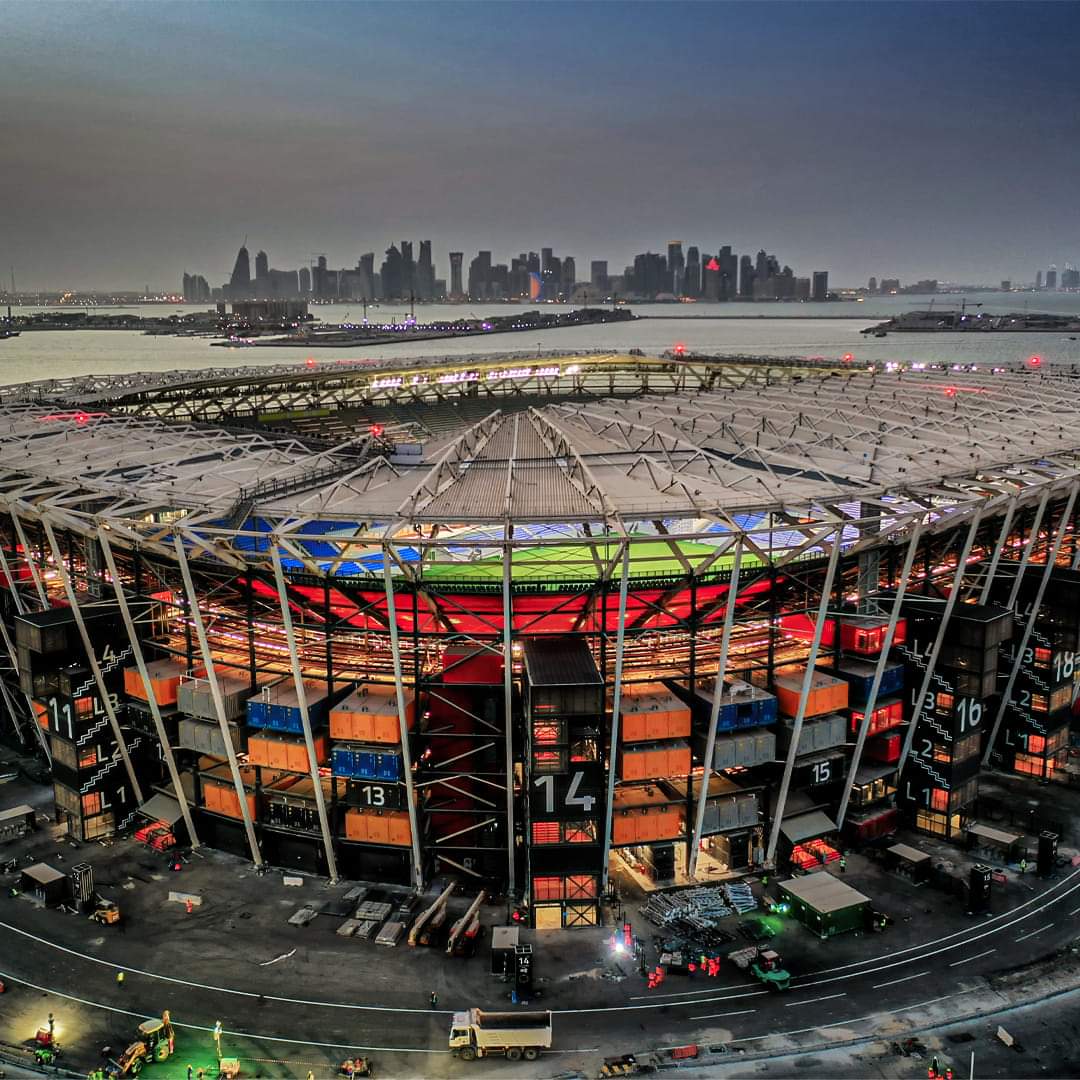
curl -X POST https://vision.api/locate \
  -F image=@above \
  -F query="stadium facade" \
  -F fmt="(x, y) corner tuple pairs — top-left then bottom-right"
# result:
(1, 351), (1078, 927)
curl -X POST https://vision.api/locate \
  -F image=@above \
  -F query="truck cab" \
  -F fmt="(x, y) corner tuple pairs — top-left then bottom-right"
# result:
(449, 1013), (472, 1054)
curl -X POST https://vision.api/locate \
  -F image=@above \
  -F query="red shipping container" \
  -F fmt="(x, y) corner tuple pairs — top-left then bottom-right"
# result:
(442, 646), (503, 684)
(779, 614), (907, 655)
(864, 732), (901, 763)
(849, 698), (903, 737)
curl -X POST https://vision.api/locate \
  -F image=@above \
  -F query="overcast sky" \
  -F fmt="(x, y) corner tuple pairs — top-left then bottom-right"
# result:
(2, 0), (1078, 291)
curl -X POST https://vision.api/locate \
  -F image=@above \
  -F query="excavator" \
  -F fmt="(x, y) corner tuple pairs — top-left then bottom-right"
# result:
(111, 1011), (174, 1076)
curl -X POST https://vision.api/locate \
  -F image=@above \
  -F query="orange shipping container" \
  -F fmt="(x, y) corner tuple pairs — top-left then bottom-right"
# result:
(330, 685), (415, 745)
(344, 808), (412, 847)
(773, 666), (849, 719)
(124, 658), (203, 707)
(202, 780), (256, 821)
(619, 739), (691, 782)
(612, 785), (684, 844)
(247, 733), (328, 772)
(619, 683), (692, 743)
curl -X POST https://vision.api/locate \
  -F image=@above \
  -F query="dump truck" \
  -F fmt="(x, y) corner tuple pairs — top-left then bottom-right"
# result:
(727, 946), (791, 991)
(449, 1008), (552, 1061)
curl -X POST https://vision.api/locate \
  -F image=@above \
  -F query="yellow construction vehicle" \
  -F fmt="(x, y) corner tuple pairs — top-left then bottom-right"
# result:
(90, 899), (121, 926)
(112, 1011), (174, 1076)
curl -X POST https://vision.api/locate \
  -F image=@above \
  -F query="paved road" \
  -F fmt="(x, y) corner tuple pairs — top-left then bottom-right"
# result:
(2, 865), (1078, 1077)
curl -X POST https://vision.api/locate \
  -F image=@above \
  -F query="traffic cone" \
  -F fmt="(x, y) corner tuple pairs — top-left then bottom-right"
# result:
(185, 898), (193, 914)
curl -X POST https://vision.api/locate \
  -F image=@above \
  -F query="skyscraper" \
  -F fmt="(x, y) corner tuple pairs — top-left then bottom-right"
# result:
(868, 276), (878, 294)
(1036, 270), (1043, 290)
(254, 250), (269, 281)
(381, 245), (404, 299)
(449, 252), (464, 298)
(417, 240), (434, 301)
(684, 247), (701, 298)
(468, 250), (492, 300)
(228, 244), (251, 298)
(562, 256), (576, 293)
(667, 241), (684, 295)
(298, 266), (311, 295)
(590, 260), (609, 293)
(716, 246), (738, 301)
(1046, 266), (1058, 290)
(812, 271), (829, 301)
(359, 253), (375, 300)
(738, 254), (755, 298)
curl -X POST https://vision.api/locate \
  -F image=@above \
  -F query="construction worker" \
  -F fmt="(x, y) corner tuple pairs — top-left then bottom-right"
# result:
(1020, 857), (1028, 874)
(429, 990), (439, 1008)
(213, 1020), (223, 1057)
(116, 970), (124, 987)
(839, 855), (847, 873)
(48, 1013), (55, 1037)
(306, 1072), (315, 1080)
(186, 1066), (193, 1080)
(946, 1068), (954, 1080)
(932, 1054), (940, 1077)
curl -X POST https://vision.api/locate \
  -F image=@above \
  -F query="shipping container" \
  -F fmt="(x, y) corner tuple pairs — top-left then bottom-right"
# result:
(123, 657), (201, 707)
(846, 805), (899, 842)
(619, 739), (691, 782)
(523, 638), (604, 716)
(442, 645), (504, 684)
(177, 716), (244, 757)
(247, 732), (328, 773)
(178, 670), (266, 722)
(676, 677), (777, 732)
(848, 697), (903, 737)
(773, 666), (849, 719)
(779, 613), (907, 655)
(202, 778), (256, 821)
(776, 713), (846, 755)
(343, 807), (413, 846)
(865, 732), (901, 763)
(330, 684), (414, 744)
(331, 744), (404, 781)
(619, 682), (692, 743)
(698, 728), (777, 770)
(611, 785), (684, 845)
(247, 678), (331, 733)
(836, 658), (904, 702)
(664, 776), (759, 834)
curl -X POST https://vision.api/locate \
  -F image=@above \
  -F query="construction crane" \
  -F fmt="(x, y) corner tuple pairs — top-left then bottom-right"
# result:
(446, 889), (487, 956)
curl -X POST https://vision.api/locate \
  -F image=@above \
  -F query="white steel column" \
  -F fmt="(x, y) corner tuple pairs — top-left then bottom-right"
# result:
(271, 547), (338, 882)
(42, 519), (144, 804)
(689, 539), (742, 877)
(765, 532), (842, 865)
(836, 521), (923, 829)
(99, 529), (200, 848)
(978, 499), (1017, 605)
(501, 532), (516, 895)
(897, 508), (984, 773)
(11, 510), (49, 608)
(173, 533), (263, 867)
(983, 484), (1078, 766)
(600, 542), (631, 892)
(0, 540), (51, 761)
(381, 548), (425, 892)
(1006, 489), (1050, 613)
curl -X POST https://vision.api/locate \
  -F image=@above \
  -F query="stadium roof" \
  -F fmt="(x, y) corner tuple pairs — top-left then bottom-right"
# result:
(1, 352), (1079, 574)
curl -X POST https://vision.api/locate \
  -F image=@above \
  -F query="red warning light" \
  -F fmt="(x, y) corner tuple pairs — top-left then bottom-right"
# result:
(369, 423), (384, 438)
(306, 357), (316, 368)
(704, 257), (720, 272)
(1027, 355), (1042, 368)
(842, 353), (854, 363)
(944, 385), (958, 397)
(673, 343), (687, 356)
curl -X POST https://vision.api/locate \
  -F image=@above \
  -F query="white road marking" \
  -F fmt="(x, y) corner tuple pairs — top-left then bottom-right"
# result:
(1015, 922), (1054, 942)
(260, 948), (296, 966)
(1068, 905), (1080, 917)
(949, 948), (995, 967)
(784, 993), (847, 1007)
(727, 993), (959, 1044)
(689, 1009), (757, 1020)
(872, 970), (929, 990)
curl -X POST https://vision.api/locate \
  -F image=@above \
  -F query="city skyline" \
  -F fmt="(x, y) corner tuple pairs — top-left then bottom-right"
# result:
(2, 1), (1079, 290)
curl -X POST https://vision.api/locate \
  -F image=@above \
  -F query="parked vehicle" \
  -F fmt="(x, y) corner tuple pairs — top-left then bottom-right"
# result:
(448, 1008), (552, 1061)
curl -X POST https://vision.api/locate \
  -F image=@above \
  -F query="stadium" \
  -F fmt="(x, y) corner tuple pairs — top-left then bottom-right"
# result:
(2, 349), (1079, 929)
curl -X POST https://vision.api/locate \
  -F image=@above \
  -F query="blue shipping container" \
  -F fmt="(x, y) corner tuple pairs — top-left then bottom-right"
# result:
(246, 696), (329, 733)
(836, 660), (904, 703)
(331, 745), (403, 781)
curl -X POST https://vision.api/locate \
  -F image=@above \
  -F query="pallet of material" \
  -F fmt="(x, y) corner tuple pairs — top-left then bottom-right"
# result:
(375, 920), (405, 946)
